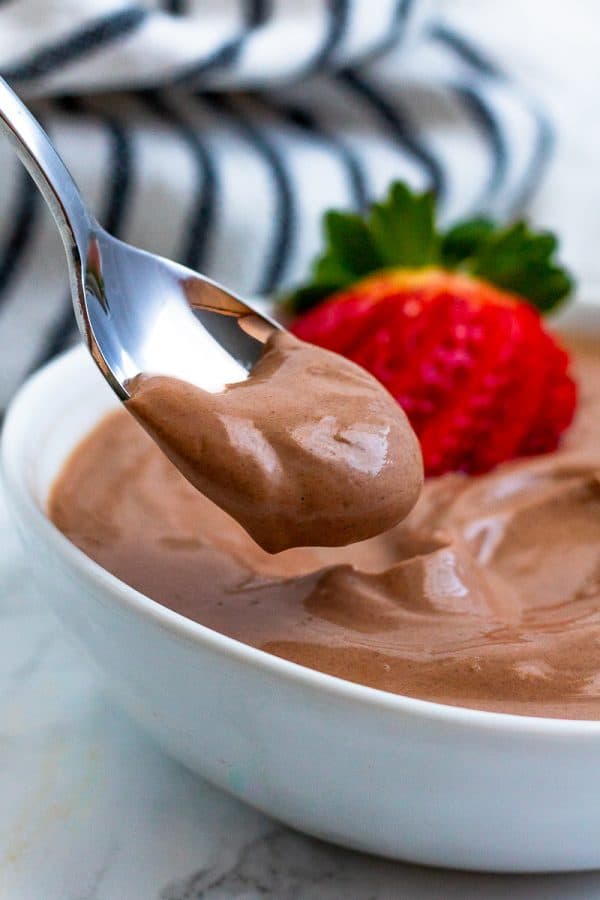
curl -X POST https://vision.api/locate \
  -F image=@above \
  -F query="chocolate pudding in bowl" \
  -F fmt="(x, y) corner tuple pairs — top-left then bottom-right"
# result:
(5, 308), (600, 871)
(49, 334), (600, 719)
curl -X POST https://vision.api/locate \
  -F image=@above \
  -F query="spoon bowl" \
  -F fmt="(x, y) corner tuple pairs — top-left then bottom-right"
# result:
(76, 231), (280, 396)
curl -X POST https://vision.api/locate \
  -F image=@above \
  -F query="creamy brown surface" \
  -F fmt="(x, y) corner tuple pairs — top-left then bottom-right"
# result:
(125, 331), (423, 553)
(50, 337), (600, 718)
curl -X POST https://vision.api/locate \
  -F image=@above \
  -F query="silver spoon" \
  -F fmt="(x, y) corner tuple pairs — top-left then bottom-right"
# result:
(0, 77), (282, 398)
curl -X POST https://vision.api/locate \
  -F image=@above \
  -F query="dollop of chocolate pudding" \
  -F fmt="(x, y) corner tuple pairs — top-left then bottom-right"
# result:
(50, 337), (600, 718)
(125, 331), (423, 553)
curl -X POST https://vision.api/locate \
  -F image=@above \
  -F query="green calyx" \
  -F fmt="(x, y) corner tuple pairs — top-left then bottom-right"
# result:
(283, 182), (574, 314)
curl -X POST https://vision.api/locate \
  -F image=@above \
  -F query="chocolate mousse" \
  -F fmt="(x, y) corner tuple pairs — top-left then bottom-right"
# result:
(125, 331), (423, 553)
(49, 336), (600, 719)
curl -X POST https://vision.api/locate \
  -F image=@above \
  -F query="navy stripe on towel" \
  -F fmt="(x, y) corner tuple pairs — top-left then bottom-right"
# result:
(339, 70), (445, 198)
(430, 23), (553, 213)
(0, 165), (38, 299)
(254, 93), (369, 210)
(204, 93), (294, 295)
(30, 97), (134, 369)
(301, 0), (350, 74)
(510, 113), (553, 214)
(359, 0), (414, 64)
(141, 92), (217, 272)
(429, 23), (499, 78)
(1, 8), (148, 84)
(173, 0), (270, 86)
(163, 0), (185, 13)
(453, 85), (508, 211)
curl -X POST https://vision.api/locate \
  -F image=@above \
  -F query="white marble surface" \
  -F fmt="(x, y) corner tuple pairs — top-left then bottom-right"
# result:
(3, 3), (600, 897)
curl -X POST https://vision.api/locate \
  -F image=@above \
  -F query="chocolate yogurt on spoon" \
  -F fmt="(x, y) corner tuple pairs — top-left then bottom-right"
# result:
(125, 330), (424, 553)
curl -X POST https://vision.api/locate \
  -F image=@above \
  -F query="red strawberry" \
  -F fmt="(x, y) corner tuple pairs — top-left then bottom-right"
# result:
(284, 184), (576, 477)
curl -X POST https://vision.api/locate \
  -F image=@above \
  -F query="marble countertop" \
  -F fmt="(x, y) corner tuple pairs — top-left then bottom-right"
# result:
(3, 3), (600, 897)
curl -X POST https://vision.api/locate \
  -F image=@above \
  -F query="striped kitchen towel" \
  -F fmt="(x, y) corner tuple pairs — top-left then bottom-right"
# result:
(0, 1), (552, 408)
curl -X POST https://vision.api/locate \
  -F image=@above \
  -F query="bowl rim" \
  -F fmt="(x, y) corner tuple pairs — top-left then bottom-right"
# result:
(4, 333), (600, 738)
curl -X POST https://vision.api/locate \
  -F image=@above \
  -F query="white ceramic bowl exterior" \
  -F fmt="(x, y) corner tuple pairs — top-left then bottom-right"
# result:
(3, 309), (600, 873)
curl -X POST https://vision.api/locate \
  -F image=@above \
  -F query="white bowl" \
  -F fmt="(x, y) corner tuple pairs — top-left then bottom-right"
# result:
(2, 307), (600, 874)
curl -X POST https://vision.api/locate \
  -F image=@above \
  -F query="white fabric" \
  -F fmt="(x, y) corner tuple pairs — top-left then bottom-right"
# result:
(0, 0), (551, 406)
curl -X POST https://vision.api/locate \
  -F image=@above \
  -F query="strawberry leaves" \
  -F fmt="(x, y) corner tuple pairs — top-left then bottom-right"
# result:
(284, 182), (573, 314)
(287, 212), (381, 313)
(368, 183), (440, 267)
(314, 212), (381, 286)
(440, 217), (496, 267)
(464, 222), (573, 313)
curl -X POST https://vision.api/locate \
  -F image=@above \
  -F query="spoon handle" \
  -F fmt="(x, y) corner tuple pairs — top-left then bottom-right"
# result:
(0, 77), (90, 262)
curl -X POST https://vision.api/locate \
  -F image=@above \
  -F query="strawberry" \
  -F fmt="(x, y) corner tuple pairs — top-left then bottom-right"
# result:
(284, 183), (576, 476)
